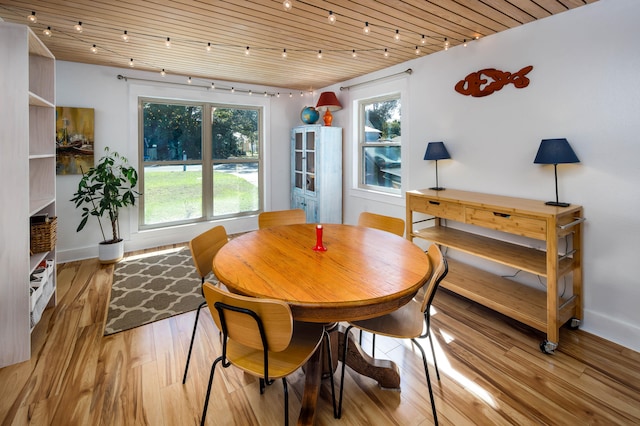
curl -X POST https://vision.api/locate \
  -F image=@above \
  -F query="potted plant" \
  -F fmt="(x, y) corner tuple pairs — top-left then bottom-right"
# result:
(71, 147), (140, 264)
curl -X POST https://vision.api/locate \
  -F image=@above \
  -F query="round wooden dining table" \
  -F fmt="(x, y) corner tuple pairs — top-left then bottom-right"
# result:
(212, 223), (432, 425)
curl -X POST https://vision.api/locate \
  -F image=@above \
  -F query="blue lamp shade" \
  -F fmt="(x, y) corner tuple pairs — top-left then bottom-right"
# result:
(424, 142), (451, 191)
(534, 138), (580, 207)
(534, 138), (579, 165)
(424, 142), (451, 161)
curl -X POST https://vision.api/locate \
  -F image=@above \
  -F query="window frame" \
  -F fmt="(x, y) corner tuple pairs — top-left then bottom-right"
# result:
(357, 93), (402, 195)
(138, 97), (263, 230)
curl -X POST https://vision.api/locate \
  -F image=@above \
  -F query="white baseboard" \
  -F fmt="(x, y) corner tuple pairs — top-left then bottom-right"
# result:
(582, 309), (640, 353)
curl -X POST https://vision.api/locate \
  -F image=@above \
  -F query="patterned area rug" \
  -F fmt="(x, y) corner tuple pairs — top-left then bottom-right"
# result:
(104, 247), (216, 335)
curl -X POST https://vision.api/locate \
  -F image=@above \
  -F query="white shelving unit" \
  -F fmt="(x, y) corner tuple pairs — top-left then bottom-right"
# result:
(0, 22), (57, 367)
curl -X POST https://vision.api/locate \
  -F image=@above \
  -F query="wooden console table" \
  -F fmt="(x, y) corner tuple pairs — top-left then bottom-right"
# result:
(406, 188), (584, 353)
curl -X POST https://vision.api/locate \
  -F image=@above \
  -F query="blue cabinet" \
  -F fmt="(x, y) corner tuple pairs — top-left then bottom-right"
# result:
(291, 125), (342, 224)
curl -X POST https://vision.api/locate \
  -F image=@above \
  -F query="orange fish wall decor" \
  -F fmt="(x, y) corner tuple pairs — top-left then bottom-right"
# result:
(455, 65), (534, 97)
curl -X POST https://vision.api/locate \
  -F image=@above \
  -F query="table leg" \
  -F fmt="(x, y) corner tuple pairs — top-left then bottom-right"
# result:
(338, 327), (401, 389)
(297, 347), (322, 425)
(296, 325), (401, 425)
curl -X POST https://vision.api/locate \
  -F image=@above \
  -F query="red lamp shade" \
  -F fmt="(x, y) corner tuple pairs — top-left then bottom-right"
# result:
(315, 91), (342, 126)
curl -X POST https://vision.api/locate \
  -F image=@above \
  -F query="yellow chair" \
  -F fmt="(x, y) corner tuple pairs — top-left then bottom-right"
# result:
(182, 225), (229, 384)
(337, 244), (448, 425)
(200, 282), (336, 425)
(356, 212), (406, 353)
(258, 208), (306, 229)
(357, 211), (405, 237)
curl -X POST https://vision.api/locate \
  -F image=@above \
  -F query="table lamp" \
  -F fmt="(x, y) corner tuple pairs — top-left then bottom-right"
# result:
(424, 142), (451, 191)
(533, 138), (580, 207)
(316, 91), (342, 126)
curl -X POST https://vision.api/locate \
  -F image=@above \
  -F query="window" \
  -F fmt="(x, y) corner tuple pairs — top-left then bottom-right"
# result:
(140, 99), (261, 228)
(358, 94), (401, 193)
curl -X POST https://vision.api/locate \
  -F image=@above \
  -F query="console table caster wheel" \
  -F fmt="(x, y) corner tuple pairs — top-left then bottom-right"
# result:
(540, 340), (557, 354)
(569, 318), (581, 330)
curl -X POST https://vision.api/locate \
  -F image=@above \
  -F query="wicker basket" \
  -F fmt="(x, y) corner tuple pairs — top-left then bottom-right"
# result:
(30, 217), (57, 254)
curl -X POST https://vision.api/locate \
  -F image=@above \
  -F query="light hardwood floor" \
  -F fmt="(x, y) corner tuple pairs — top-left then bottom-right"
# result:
(2, 246), (639, 425)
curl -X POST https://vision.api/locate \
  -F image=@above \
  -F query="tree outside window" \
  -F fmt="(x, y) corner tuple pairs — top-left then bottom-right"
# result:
(140, 100), (261, 228)
(359, 95), (401, 193)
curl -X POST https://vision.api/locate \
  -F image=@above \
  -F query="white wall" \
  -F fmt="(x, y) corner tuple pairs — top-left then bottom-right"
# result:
(336, 0), (640, 352)
(55, 0), (640, 351)
(55, 63), (307, 261)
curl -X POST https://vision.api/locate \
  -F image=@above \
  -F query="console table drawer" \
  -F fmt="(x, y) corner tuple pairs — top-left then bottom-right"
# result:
(466, 207), (547, 239)
(409, 197), (464, 221)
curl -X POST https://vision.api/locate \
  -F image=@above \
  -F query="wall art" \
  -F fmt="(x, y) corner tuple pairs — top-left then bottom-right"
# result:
(56, 107), (95, 175)
(455, 65), (534, 97)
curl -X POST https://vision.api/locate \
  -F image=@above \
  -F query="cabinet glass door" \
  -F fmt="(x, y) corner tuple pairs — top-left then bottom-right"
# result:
(305, 131), (316, 193)
(294, 132), (303, 190)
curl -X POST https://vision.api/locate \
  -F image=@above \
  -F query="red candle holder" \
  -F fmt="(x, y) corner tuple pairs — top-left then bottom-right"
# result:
(312, 224), (327, 251)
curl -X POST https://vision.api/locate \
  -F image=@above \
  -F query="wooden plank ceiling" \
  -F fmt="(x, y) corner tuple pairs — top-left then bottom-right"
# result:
(0, 0), (597, 91)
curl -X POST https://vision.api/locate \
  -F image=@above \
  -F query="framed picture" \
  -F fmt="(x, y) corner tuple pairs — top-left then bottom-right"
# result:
(56, 107), (95, 175)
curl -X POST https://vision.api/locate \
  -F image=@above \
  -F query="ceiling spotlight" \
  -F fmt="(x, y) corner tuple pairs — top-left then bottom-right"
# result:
(415, 46), (420, 55)
(27, 11), (37, 23)
(264, 92), (268, 97)
(394, 29), (400, 42)
(165, 37), (171, 48)
(74, 21), (83, 33)
(421, 35), (426, 45)
(231, 87), (235, 93)
(444, 38), (450, 50)
(384, 48), (389, 58)
(211, 82), (215, 89)
(300, 91), (304, 97)
(363, 22), (370, 35)
(328, 11), (336, 24)
(283, 0), (292, 11)
(43, 27), (52, 37)
(160, 69), (166, 77)
(317, 50), (322, 59)
(249, 90), (253, 96)
(91, 44), (98, 54)
(129, 58), (134, 67)
(187, 77), (192, 84)
(206, 42), (212, 52)
(352, 49), (357, 58)
(121, 30), (129, 42)
(463, 39), (468, 47)
(282, 48), (287, 59)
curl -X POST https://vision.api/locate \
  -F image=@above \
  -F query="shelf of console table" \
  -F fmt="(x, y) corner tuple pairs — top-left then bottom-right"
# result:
(407, 188), (584, 353)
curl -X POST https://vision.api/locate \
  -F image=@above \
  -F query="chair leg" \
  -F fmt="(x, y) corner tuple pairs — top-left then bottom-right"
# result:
(183, 300), (207, 384)
(201, 356), (223, 426)
(412, 338), (438, 425)
(282, 378), (289, 426)
(371, 333), (376, 358)
(324, 330), (338, 418)
(337, 325), (353, 419)
(359, 330), (377, 358)
(427, 330), (440, 381)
